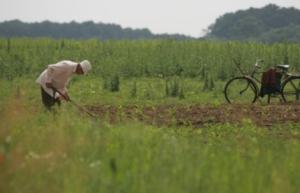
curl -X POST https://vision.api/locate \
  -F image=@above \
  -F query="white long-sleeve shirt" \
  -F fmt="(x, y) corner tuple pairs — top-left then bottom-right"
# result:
(36, 60), (78, 98)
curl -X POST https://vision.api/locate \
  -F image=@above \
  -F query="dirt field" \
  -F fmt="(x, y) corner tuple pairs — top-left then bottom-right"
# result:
(87, 103), (300, 127)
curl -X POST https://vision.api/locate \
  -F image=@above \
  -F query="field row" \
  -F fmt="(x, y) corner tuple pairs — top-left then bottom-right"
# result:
(1, 39), (300, 80)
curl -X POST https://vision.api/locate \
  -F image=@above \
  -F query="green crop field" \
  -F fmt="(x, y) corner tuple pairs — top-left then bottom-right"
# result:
(1, 38), (300, 193)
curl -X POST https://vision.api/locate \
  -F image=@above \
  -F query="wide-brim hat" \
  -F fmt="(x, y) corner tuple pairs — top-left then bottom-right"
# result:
(80, 60), (92, 74)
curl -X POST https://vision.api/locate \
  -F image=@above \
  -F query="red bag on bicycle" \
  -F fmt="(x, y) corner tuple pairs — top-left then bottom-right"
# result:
(261, 68), (276, 87)
(260, 68), (282, 97)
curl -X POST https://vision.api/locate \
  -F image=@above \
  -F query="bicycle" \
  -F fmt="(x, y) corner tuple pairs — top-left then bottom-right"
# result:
(224, 59), (300, 104)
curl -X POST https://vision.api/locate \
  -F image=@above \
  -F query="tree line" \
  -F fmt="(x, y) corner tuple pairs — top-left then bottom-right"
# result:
(1, 4), (299, 43)
(0, 20), (192, 40)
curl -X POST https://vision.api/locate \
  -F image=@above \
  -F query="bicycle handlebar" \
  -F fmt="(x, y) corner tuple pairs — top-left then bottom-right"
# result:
(254, 59), (264, 68)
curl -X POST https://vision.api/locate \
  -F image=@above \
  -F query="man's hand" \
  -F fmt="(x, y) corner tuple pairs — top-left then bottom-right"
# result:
(61, 92), (71, 101)
(47, 83), (70, 101)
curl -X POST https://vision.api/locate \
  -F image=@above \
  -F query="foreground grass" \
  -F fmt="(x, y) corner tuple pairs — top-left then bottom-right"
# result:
(0, 82), (300, 193)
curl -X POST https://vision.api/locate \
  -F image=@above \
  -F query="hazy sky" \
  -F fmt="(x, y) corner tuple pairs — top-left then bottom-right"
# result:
(1, 0), (300, 37)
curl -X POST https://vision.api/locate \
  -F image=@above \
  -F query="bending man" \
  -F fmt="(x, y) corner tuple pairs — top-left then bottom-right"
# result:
(36, 60), (92, 110)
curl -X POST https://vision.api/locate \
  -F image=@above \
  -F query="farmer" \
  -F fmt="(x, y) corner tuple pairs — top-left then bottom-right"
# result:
(36, 60), (92, 110)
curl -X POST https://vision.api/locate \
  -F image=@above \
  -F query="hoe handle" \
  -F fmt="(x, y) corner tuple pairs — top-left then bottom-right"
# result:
(52, 87), (96, 118)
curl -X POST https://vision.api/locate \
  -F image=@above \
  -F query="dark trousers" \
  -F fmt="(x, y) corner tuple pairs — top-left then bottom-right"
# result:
(41, 87), (61, 110)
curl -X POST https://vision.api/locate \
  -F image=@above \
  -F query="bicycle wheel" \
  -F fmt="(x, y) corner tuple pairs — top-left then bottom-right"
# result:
(224, 77), (258, 104)
(281, 76), (300, 102)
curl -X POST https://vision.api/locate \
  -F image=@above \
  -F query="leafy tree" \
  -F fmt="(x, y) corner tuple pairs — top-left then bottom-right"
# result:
(206, 4), (300, 43)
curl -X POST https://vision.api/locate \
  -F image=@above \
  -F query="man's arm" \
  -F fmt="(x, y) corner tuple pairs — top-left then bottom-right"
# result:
(53, 88), (71, 101)
(45, 66), (54, 89)
(45, 62), (72, 101)
(61, 92), (71, 101)
(46, 82), (54, 88)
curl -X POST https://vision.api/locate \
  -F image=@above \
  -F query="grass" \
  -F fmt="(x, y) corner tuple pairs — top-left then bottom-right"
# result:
(69, 76), (226, 106)
(0, 77), (300, 193)
(1, 38), (300, 192)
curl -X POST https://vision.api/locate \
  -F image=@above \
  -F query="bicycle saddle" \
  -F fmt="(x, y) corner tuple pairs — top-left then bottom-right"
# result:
(276, 64), (289, 70)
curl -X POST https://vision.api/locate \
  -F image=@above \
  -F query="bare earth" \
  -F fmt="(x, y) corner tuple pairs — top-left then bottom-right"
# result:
(87, 103), (300, 127)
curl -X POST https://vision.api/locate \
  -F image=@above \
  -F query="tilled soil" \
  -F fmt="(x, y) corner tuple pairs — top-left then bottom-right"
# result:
(86, 103), (300, 127)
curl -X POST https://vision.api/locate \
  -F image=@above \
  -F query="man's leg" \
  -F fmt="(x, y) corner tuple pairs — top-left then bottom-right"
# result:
(40, 87), (60, 110)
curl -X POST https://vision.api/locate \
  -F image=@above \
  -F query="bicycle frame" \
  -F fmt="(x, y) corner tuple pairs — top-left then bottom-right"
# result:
(234, 59), (293, 86)
(226, 59), (300, 104)
(233, 59), (262, 94)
